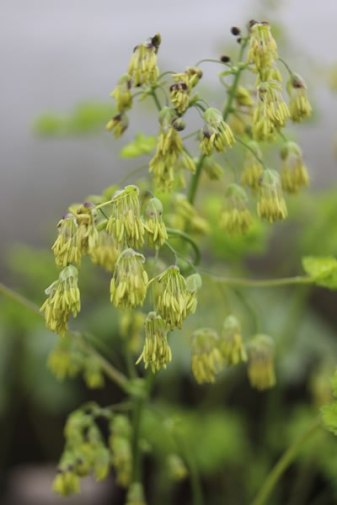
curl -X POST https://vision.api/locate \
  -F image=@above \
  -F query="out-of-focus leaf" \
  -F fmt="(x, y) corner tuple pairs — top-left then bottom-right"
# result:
(34, 102), (115, 136)
(302, 256), (337, 289)
(120, 134), (156, 158)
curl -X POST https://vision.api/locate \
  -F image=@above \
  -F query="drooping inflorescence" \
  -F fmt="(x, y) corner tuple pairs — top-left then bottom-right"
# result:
(45, 21), (313, 502)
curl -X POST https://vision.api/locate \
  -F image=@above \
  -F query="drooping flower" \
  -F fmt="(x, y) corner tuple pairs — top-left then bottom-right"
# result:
(128, 34), (161, 87)
(153, 265), (192, 329)
(220, 315), (247, 365)
(169, 66), (203, 114)
(253, 81), (289, 141)
(143, 197), (168, 248)
(52, 213), (81, 267)
(170, 194), (209, 234)
(41, 265), (81, 335)
(241, 141), (264, 189)
(247, 334), (276, 390)
(191, 328), (223, 384)
(106, 113), (129, 138)
(247, 21), (278, 70)
(220, 184), (253, 235)
(88, 230), (119, 271)
(75, 202), (99, 255)
(109, 415), (132, 488)
(106, 185), (144, 248)
(149, 108), (195, 191)
(136, 311), (172, 372)
(257, 169), (287, 223)
(200, 108), (235, 155)
(110, 249), (148, 309)
(280, 141), (309, 193)
(110, 74), (132, 112)
(287, 73), (312, 122)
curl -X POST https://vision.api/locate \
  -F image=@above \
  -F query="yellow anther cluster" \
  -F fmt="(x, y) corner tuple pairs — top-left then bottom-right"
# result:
(110, 249), (148, 309)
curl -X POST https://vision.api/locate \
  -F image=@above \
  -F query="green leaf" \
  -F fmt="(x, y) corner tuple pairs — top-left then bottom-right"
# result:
(120, 134), (156, 158)
(302, 256), (337, 289)
(322, 402), (337, 436)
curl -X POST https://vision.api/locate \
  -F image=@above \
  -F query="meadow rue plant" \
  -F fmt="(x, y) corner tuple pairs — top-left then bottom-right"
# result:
(7, 19), (337, 505)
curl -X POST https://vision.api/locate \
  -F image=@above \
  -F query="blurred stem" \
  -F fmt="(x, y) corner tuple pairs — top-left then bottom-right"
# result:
(187, 155), (207, 205)
(150, 87), (162, 111)
(208, 275), (313, 288)
(222, 37), (249, 120)
(187, 37), (249, 206)
(0, 282), (129, 391)
(251, 419), (321, 505)
(166, 228), (201, 266)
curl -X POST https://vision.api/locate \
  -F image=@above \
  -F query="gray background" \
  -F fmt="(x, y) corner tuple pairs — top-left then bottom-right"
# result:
(1, 0), (337, 262)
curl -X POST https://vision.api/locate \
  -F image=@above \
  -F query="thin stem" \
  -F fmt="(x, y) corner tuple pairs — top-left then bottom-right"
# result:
(195, 58), (229, 67)
(251, 419), (321, 505)
(222, 37), (249, 121)
(0, 282), (129, 391)
(278, 57), (294, 77)
(150, 88), (162, 111)
(235, 136), (267, 170)
(205, 273), (313, 288)
(166, 228), (201, 266)
(187, 154), (207, 204)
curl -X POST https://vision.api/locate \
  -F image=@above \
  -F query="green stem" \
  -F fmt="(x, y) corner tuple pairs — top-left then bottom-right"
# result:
(131, 397), (144, 482)
(187, 155), (207, 204)
(150, 88), (162, 111)
(166, 228), (201, 266)
(222, 37), (249, 121)
(207, 274), (313, 288)
(235, 136), (267, 170)
(0, 282), (129, 391)
(251, 419), (321, 505)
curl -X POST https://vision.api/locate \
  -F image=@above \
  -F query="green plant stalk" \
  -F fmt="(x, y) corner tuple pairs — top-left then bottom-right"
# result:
(0, 282), (129, 391)
(187, 37), (249, 205)
(166, 227), (201, 265)
(209, 275), (313, 288)
(251, 419), (321, 505)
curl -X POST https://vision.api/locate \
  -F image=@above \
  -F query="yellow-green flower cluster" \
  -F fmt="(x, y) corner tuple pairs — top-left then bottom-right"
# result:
(110, 249), (148, 309)
(110, 74), (132, 112)
(52, 214), (81, 267)
(253, 81), (289, 141)
(241, 141), (263, 189)
(170, 66), (202, 114)
(119, 310), (145, 354)
(203, 157), (224, 180)
(220, 315), (247, 365)
(247, 334), (276, 390)
(127, 34), (161, 87)
(53, 408), (111, 496)
(136, 311), (172, 372)
(191, 328), (222, 384)
(144, 197), (168, 248)
(220, 184), (252, 235)
(170, 194), (209, 234)
(47, 335), (82, 380)
(83, 355), (105, 389)
(149, 107), (195, 191)
(154, 266), (197, 329)
(257, 169), (287, 223)
(109, 415), (132, 488)
(287, 74), (312, 122)
(106, 112), (129, 138)
(280, 141), (309, 193)
(200, 107), (235, 155)
(107, 185), (144, 248)
(75, 202), (99, 255)
(88, 230), (119, 271)
(41, 265), (80, 335)
(167, 454), (188, 481)
(126, 482), (147, 505)
(247, 21), (278, 70)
